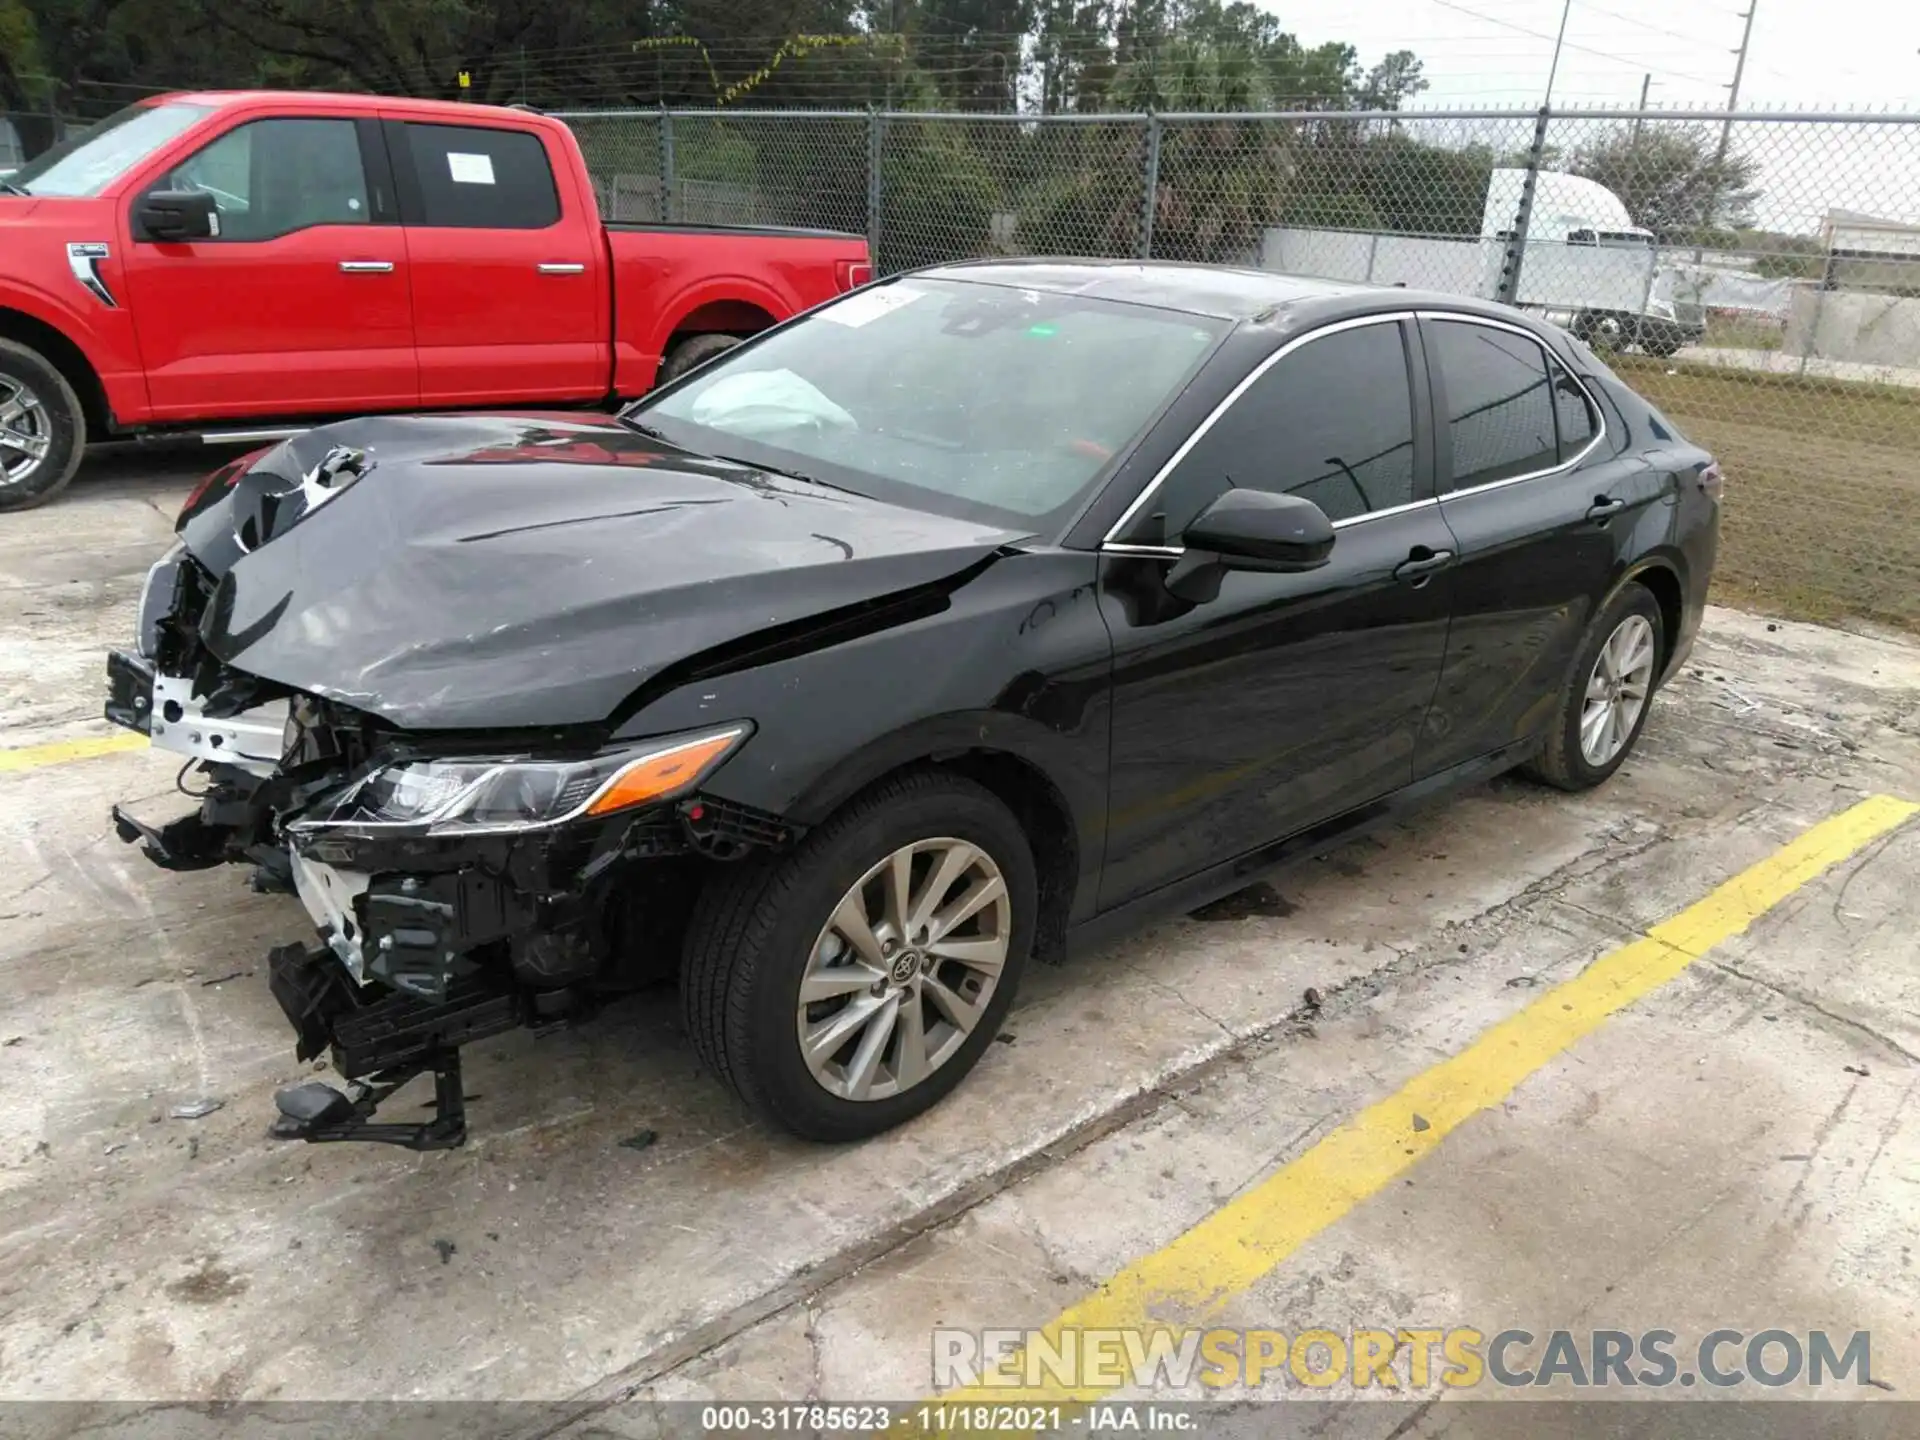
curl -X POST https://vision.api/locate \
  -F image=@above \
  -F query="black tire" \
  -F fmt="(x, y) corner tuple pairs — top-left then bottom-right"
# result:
(680, 770), (1036, 1141)
(1522, 581), (1666, 791)
(0, 339), (86, 512)
(1571, 311), (1625, 352)
(656, 332), (742, 386)
(1642, 338), (1682, 359)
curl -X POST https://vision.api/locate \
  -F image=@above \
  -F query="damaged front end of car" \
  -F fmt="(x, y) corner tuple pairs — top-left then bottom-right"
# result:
(102, 428), (808, 1149)
(112, 585), (779, 1147)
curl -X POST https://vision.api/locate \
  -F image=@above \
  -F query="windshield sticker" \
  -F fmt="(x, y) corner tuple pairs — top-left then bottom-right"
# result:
(447, 152), (496, 185)
(820, 286), (923, 327)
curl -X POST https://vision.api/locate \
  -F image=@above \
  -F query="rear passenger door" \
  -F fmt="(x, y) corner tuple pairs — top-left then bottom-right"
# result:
(386, 118), (608, 405)
(1096, 315), (1458, 911)
(1416, 312), (1655, 777)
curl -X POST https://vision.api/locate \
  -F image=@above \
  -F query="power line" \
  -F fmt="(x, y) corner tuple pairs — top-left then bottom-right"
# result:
(1557, 0), (1731, 49)
(1425, 0), (1728, 86)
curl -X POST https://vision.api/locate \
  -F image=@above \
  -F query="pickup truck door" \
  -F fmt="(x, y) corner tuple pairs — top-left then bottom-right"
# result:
(383, 117), (608, 406)
(120, 115), (417, 420)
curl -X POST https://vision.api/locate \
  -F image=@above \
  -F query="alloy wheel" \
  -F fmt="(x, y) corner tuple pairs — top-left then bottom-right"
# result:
(1580, 613), (1656, 767)
(0, 376), (51, 487)
(796, 837), (1011, 1102)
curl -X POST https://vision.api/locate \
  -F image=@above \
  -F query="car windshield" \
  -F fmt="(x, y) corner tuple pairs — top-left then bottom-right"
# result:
(628, 277), (1229, 530)
(8, 102), (213, 198)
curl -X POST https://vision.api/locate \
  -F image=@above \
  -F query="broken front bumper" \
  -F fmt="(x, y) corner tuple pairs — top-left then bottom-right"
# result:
(106, 647), (286, 775)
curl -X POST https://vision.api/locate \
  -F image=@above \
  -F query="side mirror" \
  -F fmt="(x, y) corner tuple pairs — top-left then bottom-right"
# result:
(1165, 489), (1335, 603)
(137, 189), (218, 242)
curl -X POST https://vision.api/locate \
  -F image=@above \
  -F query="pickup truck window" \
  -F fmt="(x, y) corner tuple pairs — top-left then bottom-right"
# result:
(402, 123), (560, 229)
(159, 118), (371, 241)
(8, 101), (211, 198)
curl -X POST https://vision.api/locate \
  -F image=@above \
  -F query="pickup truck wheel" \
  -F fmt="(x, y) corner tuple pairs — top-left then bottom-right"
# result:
(657, 333), (741, 385)
(0, 340), (85, 512)
(680, 770), (1035, 1141)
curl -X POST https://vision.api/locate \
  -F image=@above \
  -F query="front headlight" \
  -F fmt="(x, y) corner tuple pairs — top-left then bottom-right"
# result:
(290, 724), (751, 836)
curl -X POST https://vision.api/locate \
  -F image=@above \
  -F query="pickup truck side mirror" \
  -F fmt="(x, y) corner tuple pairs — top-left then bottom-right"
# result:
(137, 189), (219, 242)
(1164, 489), (1335, 603)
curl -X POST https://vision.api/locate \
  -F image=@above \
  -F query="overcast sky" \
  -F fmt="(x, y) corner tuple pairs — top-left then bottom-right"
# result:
(1272, 0), (1920, 109)
(1266, 0), (1920, 228)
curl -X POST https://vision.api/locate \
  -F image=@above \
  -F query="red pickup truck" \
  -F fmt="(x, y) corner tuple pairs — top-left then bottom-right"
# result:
(0, 92), (872, 508)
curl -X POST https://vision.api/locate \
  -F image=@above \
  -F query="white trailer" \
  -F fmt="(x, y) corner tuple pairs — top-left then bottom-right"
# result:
(1260, 169), (1705, 356)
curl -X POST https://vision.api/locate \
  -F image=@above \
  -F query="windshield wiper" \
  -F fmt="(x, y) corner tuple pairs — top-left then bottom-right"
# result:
(0, 181), (29, 197)
(616, 416), (676, 443)
(710, 452), (854, 495)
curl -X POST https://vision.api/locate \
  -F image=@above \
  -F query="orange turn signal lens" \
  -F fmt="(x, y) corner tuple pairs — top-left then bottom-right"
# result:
(585, 728), (746, 817)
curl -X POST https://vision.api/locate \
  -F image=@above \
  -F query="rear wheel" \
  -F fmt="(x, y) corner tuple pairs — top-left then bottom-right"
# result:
(680, 771), (1035, 1140)
(1570, 311), (1626, 352)
(656, 333), (742, 386)
(0, 340), (85, 512)
(1523, 581), (1665, 791)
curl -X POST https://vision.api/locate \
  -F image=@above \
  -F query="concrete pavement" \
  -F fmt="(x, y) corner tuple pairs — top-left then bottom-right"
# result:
(1, 451), (1917, 1430)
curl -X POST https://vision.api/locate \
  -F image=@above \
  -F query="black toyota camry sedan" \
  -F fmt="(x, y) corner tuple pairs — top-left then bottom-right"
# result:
(104, 261), (1720, 1150)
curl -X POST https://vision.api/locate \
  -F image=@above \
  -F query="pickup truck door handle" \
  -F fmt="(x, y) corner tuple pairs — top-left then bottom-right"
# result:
(1393, 546), (1455, 585)
(1586, 495), (1628, 521)
(537, 262), (587, 275)
(338, 260), (395, 274)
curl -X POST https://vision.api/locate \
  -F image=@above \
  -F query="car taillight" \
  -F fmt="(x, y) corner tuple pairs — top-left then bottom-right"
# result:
(1700, 460), (1725, 502)
(837, 260), (874, 292)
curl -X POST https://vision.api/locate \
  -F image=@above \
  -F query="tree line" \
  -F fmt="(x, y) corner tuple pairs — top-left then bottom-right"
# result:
(5, 0), (1764, 264)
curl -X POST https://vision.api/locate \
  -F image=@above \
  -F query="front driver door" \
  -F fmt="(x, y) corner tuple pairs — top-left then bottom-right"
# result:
(120, 114), (416, 420)
(1096, 314), (1457, 911)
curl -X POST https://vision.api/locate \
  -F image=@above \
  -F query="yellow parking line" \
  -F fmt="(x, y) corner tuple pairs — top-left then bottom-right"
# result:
(0, 732), (149, 773)
(935, 793), (1920, 1408)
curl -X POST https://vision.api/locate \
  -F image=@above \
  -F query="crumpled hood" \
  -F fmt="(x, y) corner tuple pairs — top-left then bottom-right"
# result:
(176, 414), (1022, 730)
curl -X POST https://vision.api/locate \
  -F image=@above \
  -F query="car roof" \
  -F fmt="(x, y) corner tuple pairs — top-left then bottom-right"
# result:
(915, 257), (1539, 331)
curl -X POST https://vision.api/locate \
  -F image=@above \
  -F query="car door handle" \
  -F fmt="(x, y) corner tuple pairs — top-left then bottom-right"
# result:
(1586, 495), (1628, 521)
(1393, 547), (1454, 583)
(338, 260), (395, 274)
(537, 262), (586, 275)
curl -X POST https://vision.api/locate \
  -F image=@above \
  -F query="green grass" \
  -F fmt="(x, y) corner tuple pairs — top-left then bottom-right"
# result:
(1611, 355), (1920, 633)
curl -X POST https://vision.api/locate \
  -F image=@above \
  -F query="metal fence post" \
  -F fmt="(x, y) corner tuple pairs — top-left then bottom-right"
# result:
(1496, 106), (1551, 307)
(1365, 233), (1380, 282)
(867, 107), (885, 267)
(1139, 111), (1161, 260)
(657, 104), (675, 223)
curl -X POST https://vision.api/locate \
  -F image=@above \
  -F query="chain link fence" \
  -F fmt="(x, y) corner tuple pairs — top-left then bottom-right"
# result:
(558, 104), (1920, 631)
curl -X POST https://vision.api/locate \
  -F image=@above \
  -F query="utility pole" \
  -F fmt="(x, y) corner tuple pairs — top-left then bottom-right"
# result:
(1631, 72), (1651, 145)
(1691, 3), (1757, 266)
(1706, 2), (1758, 229)
(1544, 0), (1574, 105)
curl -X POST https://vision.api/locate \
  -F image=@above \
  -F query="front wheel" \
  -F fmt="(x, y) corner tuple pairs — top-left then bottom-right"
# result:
(680, 770), (1036, 1140)
(1523, 582), (1665, 791)
(0, 339), (86, 512)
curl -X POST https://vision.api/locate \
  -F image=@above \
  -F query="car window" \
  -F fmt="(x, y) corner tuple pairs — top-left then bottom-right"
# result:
(9, 102), (211, 198)
(1430, 320), (1560, 490)
(404, 123), (560, 229)
(1119, 320), (1416, 543)
(633, 278), (1228, 531)
(1550, 356), (1597, 460)
(162, 118), (369, 240)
